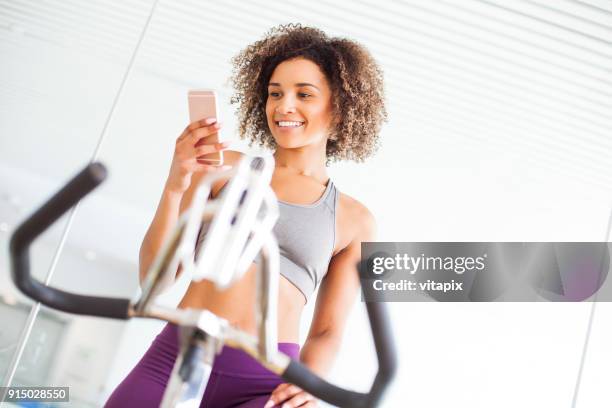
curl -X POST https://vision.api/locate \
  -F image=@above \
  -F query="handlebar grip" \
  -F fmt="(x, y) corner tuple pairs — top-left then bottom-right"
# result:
(281, 260), (397, 407)
(9, 162), (131, 319)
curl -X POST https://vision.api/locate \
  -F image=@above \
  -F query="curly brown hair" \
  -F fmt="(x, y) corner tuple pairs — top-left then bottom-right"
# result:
(229, 23), (387, 163)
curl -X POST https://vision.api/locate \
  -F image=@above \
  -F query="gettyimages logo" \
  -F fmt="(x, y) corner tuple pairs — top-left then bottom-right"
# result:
(360, 243), (611, 302)
(371, 253), (487, 275)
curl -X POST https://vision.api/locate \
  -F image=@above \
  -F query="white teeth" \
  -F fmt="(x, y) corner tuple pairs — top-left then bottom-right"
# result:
(277, 121), (304, 127)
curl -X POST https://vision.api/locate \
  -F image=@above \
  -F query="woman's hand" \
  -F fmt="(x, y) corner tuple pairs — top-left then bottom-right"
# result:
(264, 383), (318, 408)
(165, 117), (231, 194)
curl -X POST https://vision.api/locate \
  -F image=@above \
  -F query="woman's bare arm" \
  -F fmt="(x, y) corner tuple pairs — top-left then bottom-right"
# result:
(300, 203), (377, 375)
(138, 175), (203, 287)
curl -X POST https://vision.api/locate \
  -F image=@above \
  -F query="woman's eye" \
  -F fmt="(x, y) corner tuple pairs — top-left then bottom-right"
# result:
(269, 92), (280, 97)
(299, 93), (311, 98)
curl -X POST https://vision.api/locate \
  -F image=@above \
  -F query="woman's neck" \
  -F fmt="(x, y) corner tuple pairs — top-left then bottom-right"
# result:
(273, 145), (328, 184)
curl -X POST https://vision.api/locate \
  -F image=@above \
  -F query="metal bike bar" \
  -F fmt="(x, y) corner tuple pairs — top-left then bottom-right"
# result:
(191, 158), (253, 284)
(9, 159), (396, 408)
(214, 157), (275, 287)
(135, 156), (272, 311)
(255, 233), (280, 359)
(137, 155), (281, 359)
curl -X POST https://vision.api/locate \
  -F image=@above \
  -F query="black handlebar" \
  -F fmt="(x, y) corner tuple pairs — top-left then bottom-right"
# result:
(9, 162), (131, 319)
(282, 268), (397, 407)
(9, 161), (396, 407)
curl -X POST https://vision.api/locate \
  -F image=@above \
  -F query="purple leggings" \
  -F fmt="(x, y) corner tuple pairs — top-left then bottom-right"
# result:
(105, 323), (299, 407)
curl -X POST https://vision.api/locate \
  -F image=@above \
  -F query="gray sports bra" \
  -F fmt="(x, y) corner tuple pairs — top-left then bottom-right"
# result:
(270, 180), (338, 303)
(194, 179), (338, 304)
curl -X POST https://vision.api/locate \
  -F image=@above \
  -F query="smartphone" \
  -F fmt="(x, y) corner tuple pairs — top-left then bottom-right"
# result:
(188, 89), (223, 166)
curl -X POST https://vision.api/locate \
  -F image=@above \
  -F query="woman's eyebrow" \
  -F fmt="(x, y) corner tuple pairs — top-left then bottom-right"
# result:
(268, 82), (320, 90)
(295, 82), (320, 90)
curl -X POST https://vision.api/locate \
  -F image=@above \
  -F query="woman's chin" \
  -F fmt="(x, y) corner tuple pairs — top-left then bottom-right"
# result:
(272, 135), (309, 149)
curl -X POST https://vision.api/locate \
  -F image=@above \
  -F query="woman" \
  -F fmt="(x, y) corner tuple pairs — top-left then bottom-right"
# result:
(106, 24), (386, 408)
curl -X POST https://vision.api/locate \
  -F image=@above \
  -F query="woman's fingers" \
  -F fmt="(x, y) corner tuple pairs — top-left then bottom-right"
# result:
(265, 383), (291, 407)
(196, 163), (232, 172)
(190, 122), (222, 141)
(265, 384), (315, 408)
(194, 141), (230, 157)
(281, 390), (315, 407)
(184, 116), (217, 133)
(167, 118), (228, 192)
(194, 141), (231, 168)
(178, 117), (220, 141)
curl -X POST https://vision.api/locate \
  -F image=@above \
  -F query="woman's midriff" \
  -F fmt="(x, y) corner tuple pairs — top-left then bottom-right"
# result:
(177, 264), (305, 343)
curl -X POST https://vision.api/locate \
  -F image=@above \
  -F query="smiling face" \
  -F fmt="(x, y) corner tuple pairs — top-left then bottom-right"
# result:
(265, 57), (334, 150)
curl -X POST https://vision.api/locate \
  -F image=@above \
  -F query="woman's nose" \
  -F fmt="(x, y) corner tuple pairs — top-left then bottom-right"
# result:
(275, 101), (296, 114)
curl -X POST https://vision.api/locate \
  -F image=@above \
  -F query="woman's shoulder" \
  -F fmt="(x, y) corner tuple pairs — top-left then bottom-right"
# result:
(337, 190), (375, 220)
(336, 190), (377, 246)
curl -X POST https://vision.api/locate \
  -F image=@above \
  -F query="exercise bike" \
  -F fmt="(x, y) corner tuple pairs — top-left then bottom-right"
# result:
(9, 155), (396, 407)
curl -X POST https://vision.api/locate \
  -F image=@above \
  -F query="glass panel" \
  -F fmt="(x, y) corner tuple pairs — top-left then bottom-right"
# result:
(0, 0), (154, 397)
